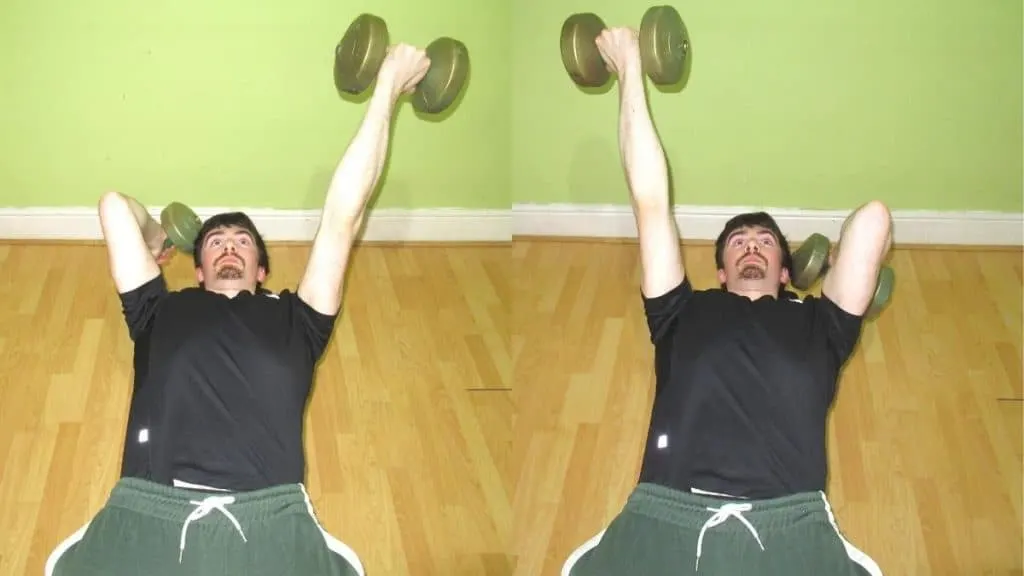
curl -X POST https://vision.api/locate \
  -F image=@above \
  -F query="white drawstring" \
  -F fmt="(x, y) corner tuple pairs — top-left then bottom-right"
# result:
(178, 495), (248, 563)
(694, 502), (765, 571)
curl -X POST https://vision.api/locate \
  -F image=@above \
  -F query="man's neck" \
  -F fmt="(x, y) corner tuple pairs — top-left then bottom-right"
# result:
(205, 286), (252, 299)
(729, 286), (777, 301)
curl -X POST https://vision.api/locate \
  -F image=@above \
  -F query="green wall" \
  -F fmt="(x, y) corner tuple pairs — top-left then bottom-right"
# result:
(512, 0), (1023, 211)
(0, 0), (510, 210)
(2, 0), (1021, 213)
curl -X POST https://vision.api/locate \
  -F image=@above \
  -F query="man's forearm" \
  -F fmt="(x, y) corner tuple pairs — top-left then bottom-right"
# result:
(617, 64), (670, 212)
(321, 79), (400, 236)
(296, 76), (401, 316)
(103, 192), (164, 248)
(821, 200), (893, 314)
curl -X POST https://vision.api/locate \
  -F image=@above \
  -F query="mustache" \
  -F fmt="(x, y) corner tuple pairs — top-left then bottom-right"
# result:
(215, 253), (243, 267)
(736, 253), (766, 267)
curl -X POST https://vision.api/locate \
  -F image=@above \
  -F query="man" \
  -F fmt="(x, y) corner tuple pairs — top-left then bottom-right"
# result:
(45, 45), (430, 576)
(560, 27), (891, 576)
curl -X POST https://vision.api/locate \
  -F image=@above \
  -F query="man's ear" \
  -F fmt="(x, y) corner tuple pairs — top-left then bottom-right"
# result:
(196, 267), (205, 283)
(716, 269), (727, 284)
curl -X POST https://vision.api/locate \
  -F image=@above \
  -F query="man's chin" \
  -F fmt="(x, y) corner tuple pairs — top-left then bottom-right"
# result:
(737, 266), (767, 281)
(214, 266), (245, 281)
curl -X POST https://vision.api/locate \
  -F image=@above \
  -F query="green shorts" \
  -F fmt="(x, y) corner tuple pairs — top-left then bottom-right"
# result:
(562, 482), (883, 576)
(45, 477), (365, 576)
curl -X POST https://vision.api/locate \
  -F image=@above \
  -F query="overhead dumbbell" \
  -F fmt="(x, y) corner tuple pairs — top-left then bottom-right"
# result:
(790, 233), (896, 319)
(560, 5), (690, 88)
(333, 13), (470, 114)
(159, 201), (203, 255)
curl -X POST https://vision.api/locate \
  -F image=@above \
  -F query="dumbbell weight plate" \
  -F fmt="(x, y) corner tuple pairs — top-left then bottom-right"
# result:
(866, 265), (895, 318)
(160, 202), (203, 255)
(639, 5), (689, 86)
(411, 37), (470, 114)
(560, 13), (610, 88)
(334, 13), (389, 95)
(790, 233), (831, 291)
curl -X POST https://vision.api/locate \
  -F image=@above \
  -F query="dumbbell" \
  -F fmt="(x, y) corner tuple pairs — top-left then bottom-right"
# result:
(790, 233), (896, 318)
(333, 13), (470, 115)
(159, 202), (203, 255)
(560, 5), (690, 88)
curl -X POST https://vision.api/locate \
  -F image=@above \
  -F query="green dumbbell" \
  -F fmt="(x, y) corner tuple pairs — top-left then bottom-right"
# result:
(560, 5), (690, 88)
(159, 202), (203, 255)
(869, 265), (895, 319)
(790, 232), (895, 318)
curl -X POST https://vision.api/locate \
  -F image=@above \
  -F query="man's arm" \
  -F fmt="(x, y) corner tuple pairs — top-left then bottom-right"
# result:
(615, 40), (684, 299)
(98, 191), (165, 293)
(822, 200), (893, 316)
(296, 66), (407, 317)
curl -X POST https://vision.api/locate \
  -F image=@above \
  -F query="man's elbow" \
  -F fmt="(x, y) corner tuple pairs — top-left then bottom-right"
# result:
(320, 205), (363, 240)
(861, 200), (892, 231)
(298, 283), (342, 318)
(842, 200), (892, 249)
(98, 191), (126, 217)
(97, 192), (136, 233)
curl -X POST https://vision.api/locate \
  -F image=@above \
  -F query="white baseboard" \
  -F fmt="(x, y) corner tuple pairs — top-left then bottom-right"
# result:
(0, 204), (1020, 246)
(0, 206), (512, 243)
(512, 203), (1024, 246)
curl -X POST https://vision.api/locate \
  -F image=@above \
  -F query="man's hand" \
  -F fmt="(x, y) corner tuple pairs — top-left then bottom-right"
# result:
(154, 243), (176, 266)
(595, 27), (642, 79)
(377, 44), (431, 102)
(145, 227), (175, 265)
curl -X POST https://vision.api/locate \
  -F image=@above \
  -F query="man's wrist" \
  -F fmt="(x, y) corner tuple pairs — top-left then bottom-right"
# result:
(372, 74), (403, 107)
(139, 215), (166, 251)
(617, 56), (645, 86)
(617, 68), (647, 109)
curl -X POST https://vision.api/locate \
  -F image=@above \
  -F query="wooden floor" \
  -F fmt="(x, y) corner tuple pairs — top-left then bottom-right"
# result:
(511, 241), (1023, 576)
(0, 242), (512, 576)
(0, 240), (1021, 575)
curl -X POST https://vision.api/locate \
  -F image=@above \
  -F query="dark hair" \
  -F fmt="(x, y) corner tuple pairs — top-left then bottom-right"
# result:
(713, 212), (794, 296)
(192, 212), (271, 290)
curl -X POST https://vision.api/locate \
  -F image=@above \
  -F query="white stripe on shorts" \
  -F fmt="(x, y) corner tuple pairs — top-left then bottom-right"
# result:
(298, 484), (367, 576)
(819, 492), (884, 576)
(45, 521), (91, 576)
(561, 529), (606, 576)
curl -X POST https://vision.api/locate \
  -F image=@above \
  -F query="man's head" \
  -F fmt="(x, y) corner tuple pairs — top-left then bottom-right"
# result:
(714, 212), (793, 298)
(191, 212), (270, 295)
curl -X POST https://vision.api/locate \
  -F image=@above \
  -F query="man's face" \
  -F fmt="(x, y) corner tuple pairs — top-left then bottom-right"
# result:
(717, 225), (789, 291)
(195, 226), (266, 292)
